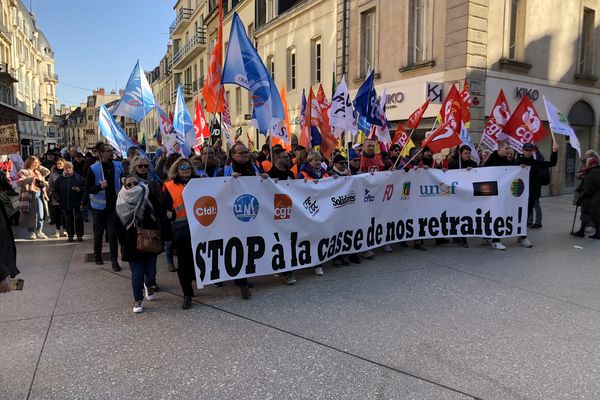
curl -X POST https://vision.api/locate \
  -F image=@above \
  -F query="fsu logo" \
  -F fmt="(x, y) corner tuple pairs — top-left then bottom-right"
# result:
(233, 194), (259, 222)
(193, 196), (218, 226)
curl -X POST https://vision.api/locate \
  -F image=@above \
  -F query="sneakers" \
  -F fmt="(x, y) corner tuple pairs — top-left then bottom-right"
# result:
(314, 266), (324, 276)
(518, 237), (533, 248)
(133, 301), (143, 313)
(363, 250), (375, 259)
(148, 283), (159, 293)
(61, 230), (69, 237)
(285, 274), (297, 285)
(383, 245), (393, 253)
(36, 231), (48, 239)
(29, 232), (37, 240)
(144, 285), (154, 301)
(52, 231), (61, 238)
(182, 295), (192, 309)
(491, 242), (506, 251)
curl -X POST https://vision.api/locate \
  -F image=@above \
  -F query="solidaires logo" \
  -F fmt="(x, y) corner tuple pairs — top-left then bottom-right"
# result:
(233, 194), (259, 222)
(331, 191), (357, 208)
(193, 196), (218, 226)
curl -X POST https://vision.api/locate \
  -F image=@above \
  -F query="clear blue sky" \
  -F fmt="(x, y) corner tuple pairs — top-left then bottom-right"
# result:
(30, 0), (173, 106)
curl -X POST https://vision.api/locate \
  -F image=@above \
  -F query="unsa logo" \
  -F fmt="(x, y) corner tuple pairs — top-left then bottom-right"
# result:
(233, 194), (260, 222)
(274, 194), (292, 220)
(193, 196), (218, 226)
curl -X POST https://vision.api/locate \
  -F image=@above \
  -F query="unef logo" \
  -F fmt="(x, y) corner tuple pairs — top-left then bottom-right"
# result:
(193, 196), (218, 226)
(274, 194), (292, 220)
(401, 182), (411, 200)
(233, 194), (259, 222)
(419, 182), (458, 197)
(382, 184), (394, 201)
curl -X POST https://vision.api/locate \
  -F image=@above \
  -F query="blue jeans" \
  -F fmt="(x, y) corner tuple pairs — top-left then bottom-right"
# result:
(129, 256), (157, 302)
(33, 191), (44, 232)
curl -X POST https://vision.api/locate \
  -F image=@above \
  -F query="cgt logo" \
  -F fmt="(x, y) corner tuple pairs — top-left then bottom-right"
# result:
(274, 194), (292, 220)
(419, 182), (458, 197)
(401, 182), (411, 200)
(382, 184), (394, 202)
(193, 196), (218, 226)
(233, 194), (259, 222)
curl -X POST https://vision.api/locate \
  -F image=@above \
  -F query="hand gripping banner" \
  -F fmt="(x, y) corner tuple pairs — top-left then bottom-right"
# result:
(183, 167), (529, 286)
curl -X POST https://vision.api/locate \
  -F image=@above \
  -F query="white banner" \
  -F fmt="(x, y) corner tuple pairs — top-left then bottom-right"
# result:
(183, 167), (530, 286)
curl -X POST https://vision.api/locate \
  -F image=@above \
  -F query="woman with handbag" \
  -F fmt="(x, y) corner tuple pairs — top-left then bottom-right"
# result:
(17, 156), (50, 240)
(116, 175), (166, 313)
(162, 157), (198, 310)
(571, 156), (600, 238)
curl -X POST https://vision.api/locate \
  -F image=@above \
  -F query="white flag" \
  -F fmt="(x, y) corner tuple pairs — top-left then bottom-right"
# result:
(329, 75), (357, 137)
(543, 96), (580, 157)
(459, 123), (480, 164)
(375, 89), (392, 144)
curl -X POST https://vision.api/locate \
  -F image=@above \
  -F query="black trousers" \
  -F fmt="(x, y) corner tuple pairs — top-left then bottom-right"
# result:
(92, 208), (118, 264)
(172, 239), (195, 297)
(63, 208), (83, 239)
(51, 204), (63, 230)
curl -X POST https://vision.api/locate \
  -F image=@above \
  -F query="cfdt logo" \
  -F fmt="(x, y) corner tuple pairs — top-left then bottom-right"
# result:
(274, 194), (292, 220)
(382, 184), (394, 202)
(233, 194), (259, 222)
(331, 191), (357, 208)
(303, 196), (319, 216)
(419, 182), (458, 197)
(511, 179), (525, 197)
(193, 196), (218, 226)
(401, 182), (411, 200)
(363, 189), (375, 203)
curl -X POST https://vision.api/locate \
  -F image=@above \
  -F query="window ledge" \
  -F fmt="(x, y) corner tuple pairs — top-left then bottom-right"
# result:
(399, 60), (436, 73)
(574, 73), (598, 83)
(499, 58), (532, 71)
(354, 72), (381, 83)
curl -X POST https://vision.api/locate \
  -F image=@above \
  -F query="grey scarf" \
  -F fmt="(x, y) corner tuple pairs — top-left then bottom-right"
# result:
(116, 182), (153, 229)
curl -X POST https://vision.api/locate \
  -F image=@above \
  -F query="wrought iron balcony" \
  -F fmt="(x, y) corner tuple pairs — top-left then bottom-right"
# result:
(171, 28), (207, 69)
(171, 84), (193, 103)
(169, 7), (193, 36)
(44, 73), (58, 82)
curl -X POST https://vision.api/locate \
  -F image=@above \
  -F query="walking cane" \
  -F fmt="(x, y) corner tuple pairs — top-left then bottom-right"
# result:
(571, 204), (579, 234)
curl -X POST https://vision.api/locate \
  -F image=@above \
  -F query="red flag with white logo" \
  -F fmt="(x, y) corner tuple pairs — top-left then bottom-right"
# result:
(480, 90), (511, 151)
(405, 99), (430, 130)
(421, 121), (462, 153)
(202, 0), (224, 112)
(459, 79), (471, 128)
(193, 98), (210, 145)
(502, 96), (549, 153)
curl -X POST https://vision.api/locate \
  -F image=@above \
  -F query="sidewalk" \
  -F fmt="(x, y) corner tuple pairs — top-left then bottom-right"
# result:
(2, 195), (600, 399)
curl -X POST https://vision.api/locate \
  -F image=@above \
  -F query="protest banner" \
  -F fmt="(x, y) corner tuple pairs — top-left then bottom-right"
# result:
(0, 124), (19, 155)
(183, 167), (529, 286)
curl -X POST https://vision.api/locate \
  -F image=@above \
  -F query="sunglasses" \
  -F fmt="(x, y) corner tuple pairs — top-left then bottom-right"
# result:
(178, 165), (192, 171)
(137, 164), (150, 169)
(125, 181), (139, 189)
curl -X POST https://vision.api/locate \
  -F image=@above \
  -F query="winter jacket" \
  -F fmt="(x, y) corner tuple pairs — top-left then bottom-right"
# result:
(516, 151), (557, 201)
(580, 165), (600, 221)
(54, 173), (85, 210)
(0, 199), (18, 281)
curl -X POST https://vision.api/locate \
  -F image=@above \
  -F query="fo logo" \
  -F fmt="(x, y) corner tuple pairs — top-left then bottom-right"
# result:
(274, 194), (292, 220)
(511, 179), (525, 197)
(193, 196), (218, 226)
(233, 194), (259, 222)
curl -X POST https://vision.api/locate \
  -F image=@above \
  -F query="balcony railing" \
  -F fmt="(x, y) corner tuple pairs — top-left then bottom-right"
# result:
(44, 73), (58, 82)
(0, 21), (11, 43)
(171, 29), (207, 69)
(169, 7), (193, 35)
(172, 84), (193, 103)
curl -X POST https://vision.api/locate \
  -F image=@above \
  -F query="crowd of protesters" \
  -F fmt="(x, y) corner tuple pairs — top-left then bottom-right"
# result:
(2, 138), (599, 313)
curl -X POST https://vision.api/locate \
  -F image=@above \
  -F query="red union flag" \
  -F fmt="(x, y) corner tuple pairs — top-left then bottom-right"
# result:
(421, 121), (462, 153)
(201, 0), (224, 112)
(438, 85), (460, 123)
(193, 98), (210, 145)
(392, 122), (408, 146)
(405, 99), (430, 130)
(502, 96), (549, 153)
(481, 90), (511, 150)
(460, 79), (471, 127)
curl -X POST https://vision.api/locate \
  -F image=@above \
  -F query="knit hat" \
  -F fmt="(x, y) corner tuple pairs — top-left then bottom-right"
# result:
(348, 148), (360, 160)
(333, 154), (348, 164)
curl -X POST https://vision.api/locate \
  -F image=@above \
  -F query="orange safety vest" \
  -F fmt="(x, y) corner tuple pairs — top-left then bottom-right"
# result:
(260, 159), (272, 173)
(300, 170), (329, 180)
(164, 180), (187, 222)
(290, 164), (298, 178)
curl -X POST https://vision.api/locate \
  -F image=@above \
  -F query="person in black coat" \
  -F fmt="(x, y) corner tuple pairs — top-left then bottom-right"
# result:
(0, 193), (19, 293)
(448, 145), (479, 170)
(572, 158), (600, 238)
(116, 175), (167, 313)
(54, 161), (85, 241)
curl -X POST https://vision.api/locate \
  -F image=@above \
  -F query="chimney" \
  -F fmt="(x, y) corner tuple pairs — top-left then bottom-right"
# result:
(119, 89), (125, 97)
(98, 87), (105, 96)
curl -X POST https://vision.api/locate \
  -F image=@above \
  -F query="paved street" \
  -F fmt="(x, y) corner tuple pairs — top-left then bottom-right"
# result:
(1, 195), (600, 400)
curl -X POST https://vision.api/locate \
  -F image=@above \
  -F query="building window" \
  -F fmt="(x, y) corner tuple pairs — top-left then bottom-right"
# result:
(413, 0), (426, 63)
(507, 0), (526, 60)
(235, 87), (242, 116)
(360, 9), (376, 77)
(578, 8), (596, 75)
(311, 36), (322, 85)
(287, 46), (296, 90)
(267, 55), (275, 82)
(266, 0), (276, 21)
